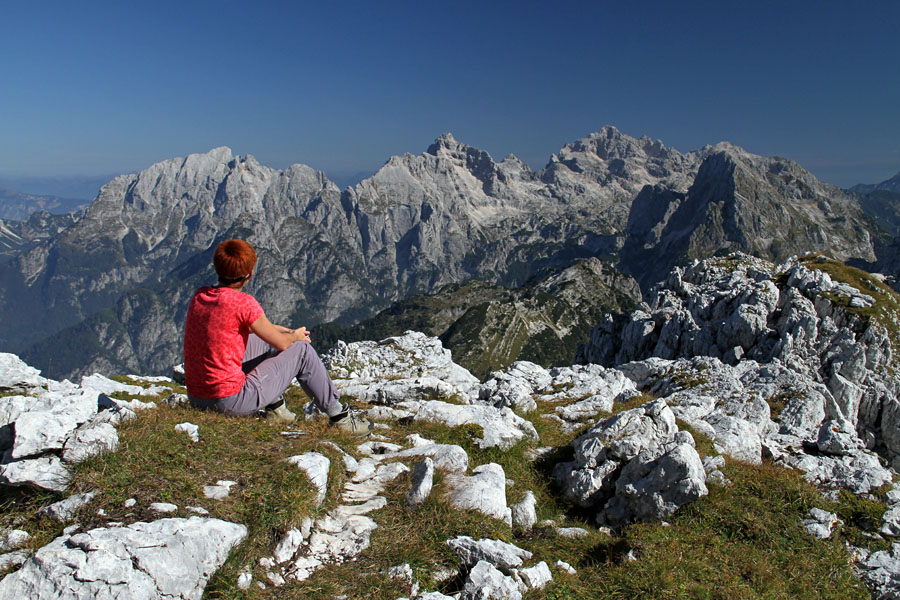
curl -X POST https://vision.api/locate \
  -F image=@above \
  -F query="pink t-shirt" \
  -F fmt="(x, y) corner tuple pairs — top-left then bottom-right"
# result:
(183, 286), (264, 399)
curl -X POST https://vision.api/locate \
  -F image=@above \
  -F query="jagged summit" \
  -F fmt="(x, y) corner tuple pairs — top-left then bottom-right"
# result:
(560, 126), (675, 162)
(426, 132), (462, 155)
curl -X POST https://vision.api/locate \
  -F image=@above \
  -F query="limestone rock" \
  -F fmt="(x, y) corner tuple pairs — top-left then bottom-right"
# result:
(461, 560), (522, 600)
(0, 353), (44, 394)
(445, 464), (511, 525)
(174, 422), (200, 443)
(39, 491), (97, 522)
(286, 452), (331, 506)
(0, 517), (246, 600)
(601, 441), (708, 526)
(407, 458), (434, 507)
(802, 508), (842, 539)
(511, 491), (537, 531)
(62, 421), (119, 463)
(342, 462), (409, 504)
(513, 561), (552, 592)
(203, 480), (237, 501)
(855, 543), (900, 599)
(325, 332), (479, 403)
(392, 400), (538, 450)
(390, 443), (469, 474)
(0, 454), (70, 492)
(446, 536), (532, 571)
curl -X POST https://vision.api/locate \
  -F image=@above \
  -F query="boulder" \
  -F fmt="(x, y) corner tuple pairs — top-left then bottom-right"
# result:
(445, 464), (511, 525)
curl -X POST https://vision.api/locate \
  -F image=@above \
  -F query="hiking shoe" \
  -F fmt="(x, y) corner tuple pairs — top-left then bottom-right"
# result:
(329, 404), (375, 435)
(265, 397), (297, 424)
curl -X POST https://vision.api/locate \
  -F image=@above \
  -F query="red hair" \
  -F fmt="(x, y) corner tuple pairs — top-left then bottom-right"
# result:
(214, 239), (257, 282)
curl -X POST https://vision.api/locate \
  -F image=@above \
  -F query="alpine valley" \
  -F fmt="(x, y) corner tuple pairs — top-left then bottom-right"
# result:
(1, 126), (898, 380)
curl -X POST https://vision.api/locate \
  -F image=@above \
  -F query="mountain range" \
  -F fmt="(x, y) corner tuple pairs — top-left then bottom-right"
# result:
(0, 127), (897, 380)
(0, 189), (87, 221)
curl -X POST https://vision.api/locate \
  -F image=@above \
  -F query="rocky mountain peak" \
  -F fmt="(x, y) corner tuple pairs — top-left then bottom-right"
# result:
(426, 132), (462, 156)
(560, 126), (676, 163)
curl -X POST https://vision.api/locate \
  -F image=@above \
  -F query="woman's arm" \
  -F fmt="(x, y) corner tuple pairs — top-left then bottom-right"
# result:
(249, 314), (310, 351)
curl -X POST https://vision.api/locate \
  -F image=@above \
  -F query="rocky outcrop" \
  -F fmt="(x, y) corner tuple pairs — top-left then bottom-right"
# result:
(577, 253), (900, 470)
(0, 353), (169, 491)
(552, 399), (708, 525)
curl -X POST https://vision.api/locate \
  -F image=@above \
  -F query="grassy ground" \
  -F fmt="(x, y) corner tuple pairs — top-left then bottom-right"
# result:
(0, 380), (883, 599)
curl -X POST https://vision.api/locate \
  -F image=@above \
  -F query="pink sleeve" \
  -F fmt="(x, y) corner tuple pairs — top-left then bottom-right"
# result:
(241, 294), (264, 326)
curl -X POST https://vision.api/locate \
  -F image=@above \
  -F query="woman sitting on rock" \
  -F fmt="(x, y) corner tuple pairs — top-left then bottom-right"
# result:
(182, 239), (372, 434)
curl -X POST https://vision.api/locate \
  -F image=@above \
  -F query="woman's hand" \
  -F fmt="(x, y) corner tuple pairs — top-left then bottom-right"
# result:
(292, 327), (311, 343)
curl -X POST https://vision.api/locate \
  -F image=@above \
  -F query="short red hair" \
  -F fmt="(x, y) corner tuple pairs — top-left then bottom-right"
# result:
(214, 239), (257, 282)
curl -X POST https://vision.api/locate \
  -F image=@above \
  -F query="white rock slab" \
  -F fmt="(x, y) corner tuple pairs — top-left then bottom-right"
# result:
(62, 422), (119, 463)
(0, 517), (246, 600)
(514, 561), (553, 591)
(0, 353), (44, 394)
(203, 480), (237, 501)
(0, 454), (71, 491)
(39, 491), (98, 522)
(446, 536), (532, 570)
(398, 400), (538, 449)
(511, 491), (537, 531)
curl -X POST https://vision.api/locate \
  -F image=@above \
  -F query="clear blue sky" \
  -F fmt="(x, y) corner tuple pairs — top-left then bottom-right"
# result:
(1, 0), (898, 189)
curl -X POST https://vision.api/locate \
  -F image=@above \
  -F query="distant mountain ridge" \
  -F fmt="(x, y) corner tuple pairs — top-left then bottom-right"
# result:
(0, 188), (87, 221)
(851, 171), (900, 195)
(0, 127), (892, 379)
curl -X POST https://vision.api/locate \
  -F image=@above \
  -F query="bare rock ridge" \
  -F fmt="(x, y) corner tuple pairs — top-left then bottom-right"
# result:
(0, 127), (889, 379)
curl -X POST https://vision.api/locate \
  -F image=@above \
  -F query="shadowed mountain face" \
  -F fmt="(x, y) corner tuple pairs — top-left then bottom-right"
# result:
(0, 128), (888, 379)
(311, 257), (641, 380)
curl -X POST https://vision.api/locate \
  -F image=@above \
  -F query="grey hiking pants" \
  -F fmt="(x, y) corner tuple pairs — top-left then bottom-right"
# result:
(189, 334), (343, 417)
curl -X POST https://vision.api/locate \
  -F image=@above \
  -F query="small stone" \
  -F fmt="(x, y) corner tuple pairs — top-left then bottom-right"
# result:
(203, 480), (238, 501)
(407, 457), (434, 507)
(556, 527), (589, 538)
(511, 491), (537, 531)
(39, 491), (98, 522)
(463, 560), (522, 600)
(445, 463), (512, 525)
(514, 561), (552, 591)
(174, 422), (200, 442)
(274, 529), (305, 564)
(0, 529), (30, 552)
(149, 502), (178, 513)
(237, 571), (253, 590)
